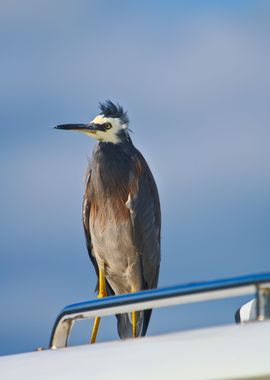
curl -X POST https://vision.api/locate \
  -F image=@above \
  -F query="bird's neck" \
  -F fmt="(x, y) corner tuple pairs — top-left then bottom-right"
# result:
(92, 140), (134, 195)
(98, 137), (133, 152)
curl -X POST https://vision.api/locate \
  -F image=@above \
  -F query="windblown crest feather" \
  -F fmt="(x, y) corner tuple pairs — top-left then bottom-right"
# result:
(99, 100), (129, 125)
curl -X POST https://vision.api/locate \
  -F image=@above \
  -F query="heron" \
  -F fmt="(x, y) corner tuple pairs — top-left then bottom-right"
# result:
(55, 101), (161, 343)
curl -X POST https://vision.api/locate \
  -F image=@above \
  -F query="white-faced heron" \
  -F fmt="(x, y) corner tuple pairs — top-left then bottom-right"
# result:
(55, 101), (161, 343)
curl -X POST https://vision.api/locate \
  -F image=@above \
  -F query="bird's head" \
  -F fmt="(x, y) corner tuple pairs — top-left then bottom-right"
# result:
(55, 101), (130, 144)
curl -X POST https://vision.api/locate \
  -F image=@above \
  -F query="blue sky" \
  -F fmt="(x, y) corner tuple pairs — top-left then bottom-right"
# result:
(0, 0), (270, 355)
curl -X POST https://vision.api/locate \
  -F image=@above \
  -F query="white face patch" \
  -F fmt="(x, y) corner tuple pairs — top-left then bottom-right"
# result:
(82, 114), (127, 144)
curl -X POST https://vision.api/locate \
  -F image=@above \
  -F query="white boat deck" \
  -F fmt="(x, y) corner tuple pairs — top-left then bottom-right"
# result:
(1, 321), (270, 380)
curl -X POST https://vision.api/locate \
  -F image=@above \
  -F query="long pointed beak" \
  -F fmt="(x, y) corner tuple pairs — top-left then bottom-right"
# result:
(54, 123), (96, 132)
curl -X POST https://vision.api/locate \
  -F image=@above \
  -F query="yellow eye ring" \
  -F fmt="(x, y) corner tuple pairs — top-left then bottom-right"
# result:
(104, 123), (112, 130)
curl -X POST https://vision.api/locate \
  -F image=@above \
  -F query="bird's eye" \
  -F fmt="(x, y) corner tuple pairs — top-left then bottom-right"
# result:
(104, 123), (112, 130)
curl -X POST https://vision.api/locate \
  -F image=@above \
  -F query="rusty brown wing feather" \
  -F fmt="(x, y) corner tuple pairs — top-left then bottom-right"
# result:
(82, 169), (99, 280)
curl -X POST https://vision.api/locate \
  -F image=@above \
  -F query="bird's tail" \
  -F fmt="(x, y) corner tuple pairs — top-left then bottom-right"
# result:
(104, 280), (152, 339)
(116, 309), (152, 339)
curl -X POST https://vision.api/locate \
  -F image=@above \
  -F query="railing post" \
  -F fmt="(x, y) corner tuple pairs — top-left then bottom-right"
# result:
(256, 284), (270, 321)
(50, 318), (74, 349)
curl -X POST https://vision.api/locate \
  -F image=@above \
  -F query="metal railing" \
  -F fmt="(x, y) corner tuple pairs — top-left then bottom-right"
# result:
(50, 272), (270, 349)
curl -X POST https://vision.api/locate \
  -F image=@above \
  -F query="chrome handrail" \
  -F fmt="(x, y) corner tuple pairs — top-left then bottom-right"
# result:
(50, 272), (270, 349)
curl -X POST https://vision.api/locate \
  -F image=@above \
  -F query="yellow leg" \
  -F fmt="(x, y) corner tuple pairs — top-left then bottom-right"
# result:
(90, 269), (107, 344)
(90, 317), (101, 344)
(132, 311), (137, 337)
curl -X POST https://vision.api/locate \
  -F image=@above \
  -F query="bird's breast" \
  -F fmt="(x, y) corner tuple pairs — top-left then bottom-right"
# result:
(89, 158), (133, 229)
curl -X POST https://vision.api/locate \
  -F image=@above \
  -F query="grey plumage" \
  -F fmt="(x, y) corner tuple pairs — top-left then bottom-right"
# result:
(56, 101), (161, 339)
